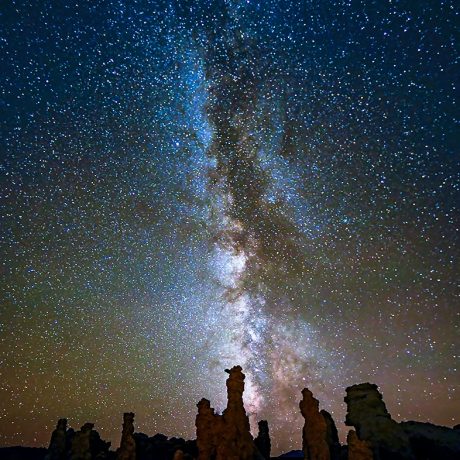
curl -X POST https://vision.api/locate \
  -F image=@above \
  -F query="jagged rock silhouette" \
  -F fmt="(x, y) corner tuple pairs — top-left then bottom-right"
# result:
(37, 368), (460, 460)
(195, 365), (263, 460)
(254, 420), (271, 460)
(346, 430), (373, 460)
(44, 418), (68, 460)
(299, 388), (332, 460)
(345, 382), (460, 460)
(195, 398), (221, 460)
(320, 410), (340, 460)
(69, 422), (110, 460)
(116, 413), (136, 460)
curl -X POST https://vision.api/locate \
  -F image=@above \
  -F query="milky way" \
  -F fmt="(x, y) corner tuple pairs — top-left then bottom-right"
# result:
(1, 0), (459, 455)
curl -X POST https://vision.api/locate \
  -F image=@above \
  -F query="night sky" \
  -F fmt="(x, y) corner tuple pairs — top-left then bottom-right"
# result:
(1, 0), (459, 455)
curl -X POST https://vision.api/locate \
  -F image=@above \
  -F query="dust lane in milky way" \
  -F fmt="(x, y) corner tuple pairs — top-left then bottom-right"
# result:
(1, 0), (458, 455)
(198, 13), (343, 442)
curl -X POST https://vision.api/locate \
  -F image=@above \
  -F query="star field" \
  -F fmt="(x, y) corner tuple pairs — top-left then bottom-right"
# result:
(0, 0), (459, 455)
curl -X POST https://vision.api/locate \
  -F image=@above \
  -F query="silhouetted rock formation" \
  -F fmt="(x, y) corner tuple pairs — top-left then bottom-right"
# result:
(89, 429), (111, 459)
(254, 420), (271, 459)
(221, 366), (256, 460)
(0, 446), (47, 460)
(196, 398), (221, 460)
(195, 365), (262, 460)
(70, 423), (93, 460)
(117, 413), (136, 460)
(46, 421), (110, 460)
(400, 421), (460, 460)
(70, 423), (92, 460)
(133, 432), (196, 460)
(347, 430), (373, 460)
(40, 371), (460, 460)
(345, 383), (412, 460)
(320, 410), (341, 460)
(299, 388), (331, 460)
(345, 382), (460, 460)
(45, 418), (68, 460)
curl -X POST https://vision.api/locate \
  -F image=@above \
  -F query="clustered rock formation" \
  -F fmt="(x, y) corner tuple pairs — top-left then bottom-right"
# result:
(195, 365), (265, 460)
(299, 388), (342, 460)
(44, 414), (195, 460)
(195, 398), (219, 460)
(45, 420), (111, 460)
(321, 410), (341, 460)
(45, 418), (68, 460)
(346, 430), (373, 460)
(44, 365), (460, 460)
(70, 423), (95, 460)
(299, 388), (331, 460)
(117, 413), (136, 460)
(133, 432), (197, 460)
(345, 383), (411, 460)
(254, 420), (271, 460)
(344, 383), (460, 460)
(297, 381), (460, 460)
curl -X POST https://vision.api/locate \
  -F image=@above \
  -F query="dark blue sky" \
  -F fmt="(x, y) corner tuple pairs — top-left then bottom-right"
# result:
(1, 0), (458, 454)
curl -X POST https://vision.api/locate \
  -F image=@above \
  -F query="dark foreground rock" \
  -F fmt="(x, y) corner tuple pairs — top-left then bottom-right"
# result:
(346, 430), (373, 460)
(45, 419), (68, 460)
(195, 365), (264, 460)
(401, 421), (460, 460)
(116, 413), (136, 460)
(345, 382), (460, 460)
(37, 368), (460, 460)
(299, 387), (343, 460)
(132, 432), (197, 460)
(275, 450), (303, 458)
(254, 420), (271, 460)
(0, 446), (47, 460)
